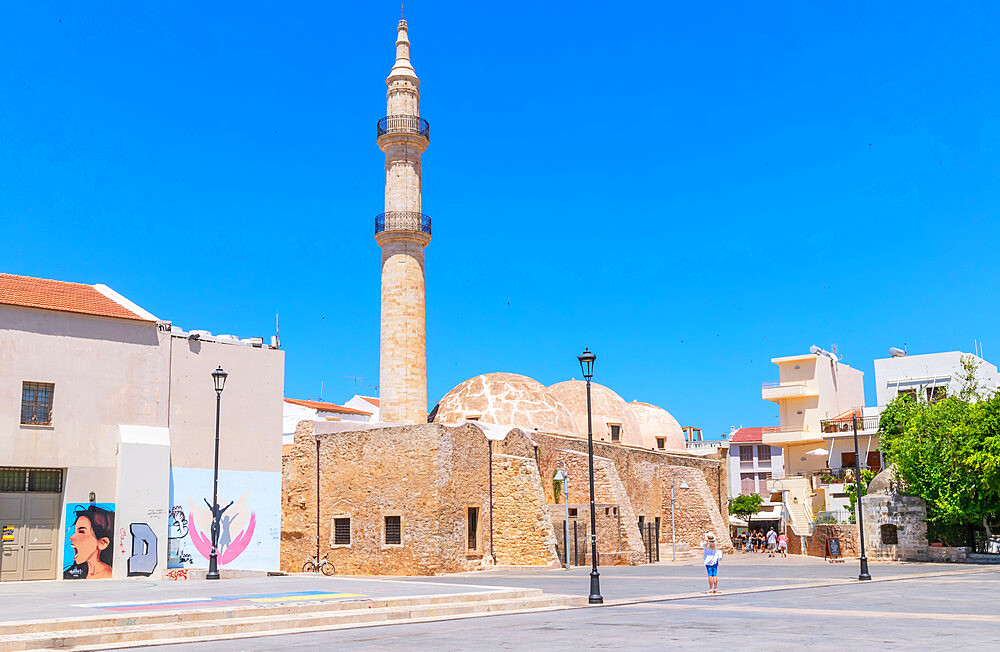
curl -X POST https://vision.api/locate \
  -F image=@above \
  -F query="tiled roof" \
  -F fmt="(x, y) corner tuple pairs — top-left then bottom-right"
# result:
(729, 426), (780, 443)
(0, 273), (152, 322)
(284, 398), (372, 415)
(358, 396), (380, 407)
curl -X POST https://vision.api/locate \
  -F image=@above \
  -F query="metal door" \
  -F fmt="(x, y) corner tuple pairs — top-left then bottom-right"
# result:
(0, 493), (59, 581)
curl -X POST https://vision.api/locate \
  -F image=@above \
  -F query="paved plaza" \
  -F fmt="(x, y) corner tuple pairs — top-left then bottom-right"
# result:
(2, 555), (994, 650)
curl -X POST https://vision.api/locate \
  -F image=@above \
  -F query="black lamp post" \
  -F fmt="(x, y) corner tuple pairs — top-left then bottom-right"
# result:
(578, 348), (603, 604)
(207, 366), (228, 580)
(852, 414), (872, 580)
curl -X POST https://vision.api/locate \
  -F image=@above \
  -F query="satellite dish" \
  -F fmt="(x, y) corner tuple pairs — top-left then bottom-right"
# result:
(809, 345), (821, 355)
(889, 347), (906, 358)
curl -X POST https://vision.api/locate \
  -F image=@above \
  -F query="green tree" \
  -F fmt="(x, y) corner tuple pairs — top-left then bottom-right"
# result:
(879, 362), (1000, 544)
(729, 493), (764, 532)
(845, 468), (876, 523)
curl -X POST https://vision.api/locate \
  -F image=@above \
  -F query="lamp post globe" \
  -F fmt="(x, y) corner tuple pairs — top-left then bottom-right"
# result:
(207, 366), (227, 580)
(577, 348), (602, 604)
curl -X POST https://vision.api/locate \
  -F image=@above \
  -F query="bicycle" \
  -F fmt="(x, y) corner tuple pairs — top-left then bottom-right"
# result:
(302, 554), (335, 576)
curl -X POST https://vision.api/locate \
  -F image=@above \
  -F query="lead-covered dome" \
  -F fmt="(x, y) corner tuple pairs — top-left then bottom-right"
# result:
(431, 372), (579, 435)
(626, 401), (686, 451)
(548, 380), (642, 446)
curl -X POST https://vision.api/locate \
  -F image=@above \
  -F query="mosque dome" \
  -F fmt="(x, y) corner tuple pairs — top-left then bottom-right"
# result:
(547, 381), (642, 446)
(625, 401), (686, 452)
(431, 372), (579, 435)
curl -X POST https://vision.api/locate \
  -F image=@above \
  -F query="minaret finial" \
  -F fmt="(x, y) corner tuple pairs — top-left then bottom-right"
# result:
(401, 3), (404, 19)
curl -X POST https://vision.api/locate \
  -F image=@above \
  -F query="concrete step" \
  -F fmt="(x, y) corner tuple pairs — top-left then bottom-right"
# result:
(0, 590), (586, 651)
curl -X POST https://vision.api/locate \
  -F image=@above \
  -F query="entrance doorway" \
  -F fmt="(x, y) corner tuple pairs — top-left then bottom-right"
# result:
(0, 468), (63, 581)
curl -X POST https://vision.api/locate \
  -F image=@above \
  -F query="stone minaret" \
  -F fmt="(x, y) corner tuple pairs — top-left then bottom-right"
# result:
(375, 18), (430, 424)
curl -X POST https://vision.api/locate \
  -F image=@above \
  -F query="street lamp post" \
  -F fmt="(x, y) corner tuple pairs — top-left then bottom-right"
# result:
(670, 474), (689, 561)
(206, 366), (228, 581)
(578, 348), (603, 604)
(852, 414), (871, 580)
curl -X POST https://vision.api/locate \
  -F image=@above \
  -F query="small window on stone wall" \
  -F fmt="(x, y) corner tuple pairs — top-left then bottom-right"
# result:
(385, 515), (402, 545)
(656, 437), (666, 449)
(880, 524), (899, 545)
(334, 517), (351, 545)
(568, 508), (578, 517)
(609, 424), (621, 442)
(467, 507), (479, 550)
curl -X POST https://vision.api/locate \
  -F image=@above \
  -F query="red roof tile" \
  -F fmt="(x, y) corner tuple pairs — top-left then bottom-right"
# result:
(284, 398), (372, 415)
(730, 426), (780, 443)
(358, 396), (380, 407)
(0, 274), (151, 322)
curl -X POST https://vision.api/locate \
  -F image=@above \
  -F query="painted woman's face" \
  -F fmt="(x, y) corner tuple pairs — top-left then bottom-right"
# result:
(69, 516), (107, 564)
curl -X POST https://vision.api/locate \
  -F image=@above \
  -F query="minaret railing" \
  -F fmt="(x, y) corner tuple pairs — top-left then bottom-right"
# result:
(377, 115), (430, 140)
(375, 211), (432, 236)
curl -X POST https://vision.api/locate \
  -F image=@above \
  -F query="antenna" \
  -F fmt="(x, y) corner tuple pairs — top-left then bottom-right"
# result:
(364, 383), (380, 397)
(345, 375), (363, 395)
(320, 381), (324, 401)
(270, 310), (280, 349)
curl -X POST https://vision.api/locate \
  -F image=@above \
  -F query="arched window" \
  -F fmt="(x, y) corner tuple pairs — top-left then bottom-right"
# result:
(880, 524), (899, 545)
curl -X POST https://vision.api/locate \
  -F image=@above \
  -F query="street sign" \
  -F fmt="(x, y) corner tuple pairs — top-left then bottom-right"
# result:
(1, 526), (13, 542)
(826, 537), (843, 561)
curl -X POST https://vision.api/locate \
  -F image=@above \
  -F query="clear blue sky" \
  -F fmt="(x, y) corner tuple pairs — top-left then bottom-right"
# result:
(3, 2), (998, 436)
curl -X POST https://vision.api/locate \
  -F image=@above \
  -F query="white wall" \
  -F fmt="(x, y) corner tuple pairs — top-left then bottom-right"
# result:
(728, 444), (784, 498)
(874, 351), (999, 406)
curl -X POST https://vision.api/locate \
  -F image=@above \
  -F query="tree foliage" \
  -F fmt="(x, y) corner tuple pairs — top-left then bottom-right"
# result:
(879, 356), (1000, 541)
(845, 468), (876, 523)
(729, 493), (764, 526)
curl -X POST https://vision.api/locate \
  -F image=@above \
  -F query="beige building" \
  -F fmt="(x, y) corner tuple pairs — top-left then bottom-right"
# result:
(0, 273), (283, 582)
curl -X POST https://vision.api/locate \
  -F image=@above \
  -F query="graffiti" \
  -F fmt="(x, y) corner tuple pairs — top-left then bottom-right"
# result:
(63, 504), (115, 580)
(164, 568), (188, 581)
(118, 527), (128, 556)
(146, 508), (167, 520)
(168, 467), (280, 571)
(189, 495), (256, 565)
(126, 523), (158, 577)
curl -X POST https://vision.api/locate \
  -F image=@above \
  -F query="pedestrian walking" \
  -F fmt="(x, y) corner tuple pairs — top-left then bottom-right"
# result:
(778, 531), (788, 558)
(701, 531), (722, 594)
(766, 527), (777, 557)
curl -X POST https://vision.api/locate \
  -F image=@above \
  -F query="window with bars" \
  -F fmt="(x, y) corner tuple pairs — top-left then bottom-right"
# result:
(0, 467), (63, 493)
(20, 382), (55, 426)
(333, 517), (351, 545)
(609, 424), (621, 442)
(467, 507), (479, 550)
(757, 445), (771, 462)
(739, 445), (754, 462)
(384, 515), (401, 545)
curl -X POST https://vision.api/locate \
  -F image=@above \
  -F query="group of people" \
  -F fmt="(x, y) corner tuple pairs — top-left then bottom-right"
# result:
(733, 527), (787, 557)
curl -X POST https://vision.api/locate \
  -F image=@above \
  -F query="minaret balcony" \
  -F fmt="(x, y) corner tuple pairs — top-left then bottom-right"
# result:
(375, 211), (431, 236)
(377, 115), (430, 142)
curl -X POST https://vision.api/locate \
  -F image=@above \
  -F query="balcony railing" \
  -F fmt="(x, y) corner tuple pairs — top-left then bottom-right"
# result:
(375, 211), (431, 236)
(377, 115), (430, 140)
(820, 415), (880, 434)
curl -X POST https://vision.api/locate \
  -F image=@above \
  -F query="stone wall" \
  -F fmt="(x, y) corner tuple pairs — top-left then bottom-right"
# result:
(491, 453), (560, 566)
(861, 493), (928, 561)
(280, 422), (557, 575)
(532, 432), (733, 553)
(786, 524), (859, 558)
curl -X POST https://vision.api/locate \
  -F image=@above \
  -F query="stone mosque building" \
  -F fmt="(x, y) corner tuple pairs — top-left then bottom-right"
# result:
(280, 19), (731, 575)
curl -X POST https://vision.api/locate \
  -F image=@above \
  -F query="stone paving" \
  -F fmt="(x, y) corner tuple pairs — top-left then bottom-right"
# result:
(139, 557), (1000, 650)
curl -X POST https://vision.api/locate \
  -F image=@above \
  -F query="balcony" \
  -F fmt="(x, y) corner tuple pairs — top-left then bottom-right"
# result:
(375, 212), (431, 236)
(761, 424), (823, 445)
(761, 381), (818, 402)
(377, 115), (430, 141)
(820, 415), (880, 435)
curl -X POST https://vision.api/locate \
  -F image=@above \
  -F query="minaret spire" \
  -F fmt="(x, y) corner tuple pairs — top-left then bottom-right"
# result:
(375, 18), (431, 424)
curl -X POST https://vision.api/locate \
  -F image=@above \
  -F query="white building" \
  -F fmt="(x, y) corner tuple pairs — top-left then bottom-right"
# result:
(344, 395), (381, 421)
(0, 273), (283, 582)
(282, 398), (373, 445)
(874, 350), (998, 406)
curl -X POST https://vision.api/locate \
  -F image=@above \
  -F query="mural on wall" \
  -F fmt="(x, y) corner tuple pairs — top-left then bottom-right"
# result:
(64, 503), (116, 580)
(167, 467), (279, 571)
(127, 523), (158, 577)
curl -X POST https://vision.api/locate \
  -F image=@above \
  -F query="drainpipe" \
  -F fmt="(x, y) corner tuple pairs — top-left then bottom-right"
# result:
(488, 439), (495, 563)
(315, 436), (321, 564)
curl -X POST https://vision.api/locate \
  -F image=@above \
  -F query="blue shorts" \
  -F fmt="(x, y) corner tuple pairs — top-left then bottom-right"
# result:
(706, 563), (718, 577)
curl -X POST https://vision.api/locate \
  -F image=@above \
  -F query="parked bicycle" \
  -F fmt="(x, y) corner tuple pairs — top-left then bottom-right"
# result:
(302, 554), (335, 576)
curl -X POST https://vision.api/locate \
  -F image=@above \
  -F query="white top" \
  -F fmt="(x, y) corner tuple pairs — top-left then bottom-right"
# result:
(703, 545), (722, 566)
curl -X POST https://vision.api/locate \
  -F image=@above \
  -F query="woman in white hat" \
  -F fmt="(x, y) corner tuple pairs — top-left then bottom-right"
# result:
(701, 531), (722, 594)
